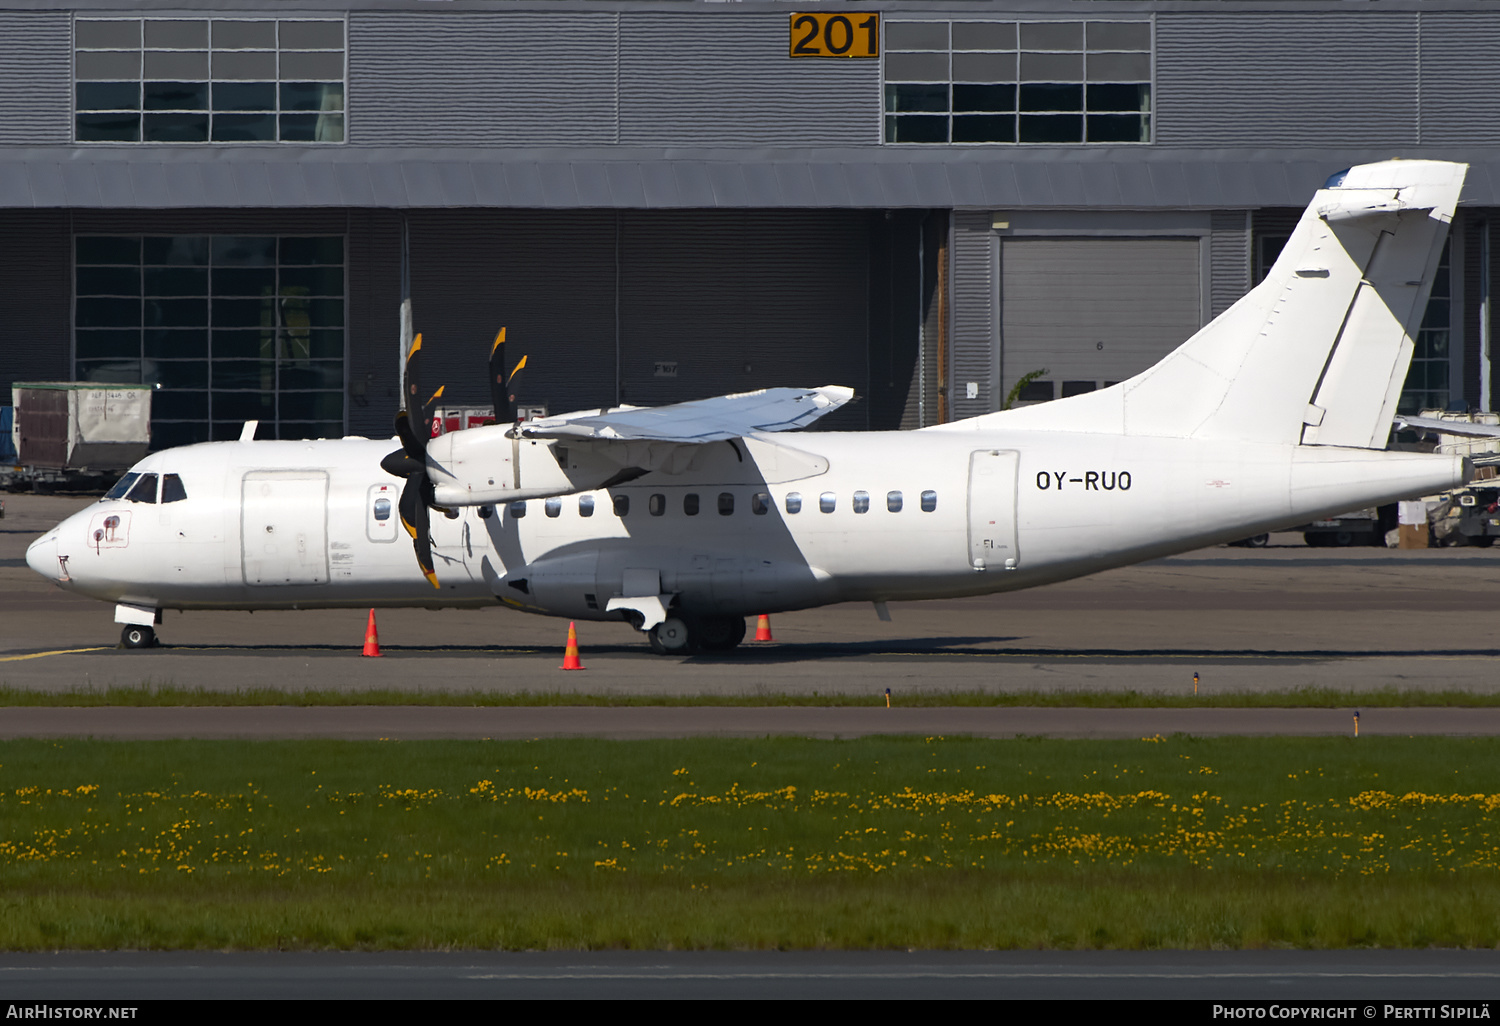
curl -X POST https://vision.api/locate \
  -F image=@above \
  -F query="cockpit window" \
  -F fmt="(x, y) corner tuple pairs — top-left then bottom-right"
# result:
(161, 474), (187, 503)
(125, 473), (159, 504)
(104, 472), (139, 500)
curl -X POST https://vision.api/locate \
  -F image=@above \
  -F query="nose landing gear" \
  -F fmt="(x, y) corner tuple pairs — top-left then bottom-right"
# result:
(120, 624), (157, 649)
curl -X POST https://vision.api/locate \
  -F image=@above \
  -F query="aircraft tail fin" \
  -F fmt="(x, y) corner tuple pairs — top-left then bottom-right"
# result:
(952, 159), (1466, 448)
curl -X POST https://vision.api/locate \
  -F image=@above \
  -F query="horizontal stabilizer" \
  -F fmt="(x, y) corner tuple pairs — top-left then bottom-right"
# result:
(1395, 415), (1500, 440)
(519, 386), (853, 443)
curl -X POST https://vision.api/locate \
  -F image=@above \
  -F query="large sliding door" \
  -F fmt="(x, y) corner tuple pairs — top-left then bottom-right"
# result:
(1000, 237), (1202, 403)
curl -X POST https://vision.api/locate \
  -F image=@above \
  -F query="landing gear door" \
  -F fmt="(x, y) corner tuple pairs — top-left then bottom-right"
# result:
(968, 450), (1019, 571)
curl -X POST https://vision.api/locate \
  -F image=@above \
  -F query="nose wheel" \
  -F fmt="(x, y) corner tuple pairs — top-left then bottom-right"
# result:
(120, 624), (156, 649)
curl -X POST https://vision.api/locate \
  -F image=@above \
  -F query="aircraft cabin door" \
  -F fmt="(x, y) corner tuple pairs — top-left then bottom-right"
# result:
(241, 470), (330, 585)
(967, 450), (1019, 571)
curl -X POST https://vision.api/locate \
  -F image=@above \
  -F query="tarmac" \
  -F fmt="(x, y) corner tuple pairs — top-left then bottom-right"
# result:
(3, 493), (1500, 719)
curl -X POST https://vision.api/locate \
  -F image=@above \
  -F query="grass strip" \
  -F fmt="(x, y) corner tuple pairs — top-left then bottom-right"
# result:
(2, 735), (1500, 949)
(0, 684), (1498, 707)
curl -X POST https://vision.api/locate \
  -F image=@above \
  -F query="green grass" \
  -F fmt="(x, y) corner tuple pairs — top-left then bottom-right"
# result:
(3, 735), (1500, 949)
(1, 683), (1498, 707)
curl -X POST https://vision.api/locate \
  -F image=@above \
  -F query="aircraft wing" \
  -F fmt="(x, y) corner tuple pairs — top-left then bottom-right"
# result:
(1394, 415), (1500, 439)
(517, 386), (854, 443)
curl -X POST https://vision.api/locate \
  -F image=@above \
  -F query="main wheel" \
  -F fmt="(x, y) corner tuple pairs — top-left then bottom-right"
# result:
(648, 617), (694, 655)
(697, 615), (747, 652)
(1243, 533), (1269, 548)
(120, 624), (156, 649)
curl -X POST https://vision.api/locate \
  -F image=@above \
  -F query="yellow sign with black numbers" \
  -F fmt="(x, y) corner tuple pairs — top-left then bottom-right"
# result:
(789, 12), (879, 58)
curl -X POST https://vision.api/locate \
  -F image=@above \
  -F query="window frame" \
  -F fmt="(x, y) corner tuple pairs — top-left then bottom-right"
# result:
(73, 15), (348, 146)
(880, 17), (1153, 146)
(73, 232), (348, 449)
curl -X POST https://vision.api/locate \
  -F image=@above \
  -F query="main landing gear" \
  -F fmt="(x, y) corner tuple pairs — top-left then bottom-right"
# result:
(120, 624), (157, 649)
(646, 615), (747, 655)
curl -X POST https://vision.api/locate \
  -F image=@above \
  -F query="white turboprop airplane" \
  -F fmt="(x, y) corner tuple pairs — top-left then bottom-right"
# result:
(25, 159), (1475, 653)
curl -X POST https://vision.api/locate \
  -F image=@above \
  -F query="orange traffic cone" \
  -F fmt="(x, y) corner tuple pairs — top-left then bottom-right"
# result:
(362, 609), (383, 657)
(755, 614), (773, 642)
(560, 621), (585, 670)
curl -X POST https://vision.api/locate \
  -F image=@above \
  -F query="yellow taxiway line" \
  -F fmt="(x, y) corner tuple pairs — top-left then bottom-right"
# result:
(0, 647), (110, 662)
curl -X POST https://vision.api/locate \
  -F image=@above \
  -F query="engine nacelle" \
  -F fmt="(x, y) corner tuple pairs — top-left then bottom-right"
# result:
(426, 424), (624, 506)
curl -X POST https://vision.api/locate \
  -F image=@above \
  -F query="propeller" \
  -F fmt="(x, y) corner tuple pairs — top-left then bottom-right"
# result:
(382, 333), (444, 589)
(488, 327), (527, 427)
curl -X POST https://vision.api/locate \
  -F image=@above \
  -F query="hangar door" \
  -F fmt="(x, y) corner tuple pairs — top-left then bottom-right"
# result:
(1000, 238), (1202, 403)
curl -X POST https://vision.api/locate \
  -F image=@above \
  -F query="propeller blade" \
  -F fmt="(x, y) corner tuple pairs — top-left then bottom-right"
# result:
(393, 410), (422, 462)
(412, 494), (438, 589)
(398, 472), (440, 589)
(398, 473), (421, 540)
(485, 326), (530, 425)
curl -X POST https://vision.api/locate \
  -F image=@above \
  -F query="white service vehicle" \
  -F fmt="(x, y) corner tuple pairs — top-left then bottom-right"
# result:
(26, 159), (1475, 653)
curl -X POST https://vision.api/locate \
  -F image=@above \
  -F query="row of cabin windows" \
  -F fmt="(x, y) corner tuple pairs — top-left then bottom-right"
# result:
(103, 471), (188, 503)
(499, 489), (939, 519)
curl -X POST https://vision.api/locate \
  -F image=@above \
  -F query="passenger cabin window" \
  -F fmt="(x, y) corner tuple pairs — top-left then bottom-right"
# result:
(751, 492), (770, 515)
(161, 473), (187, 502)
(126, 472), (159, 503)
(887, 490), (903, 512)
(921, 489), (938, 512)
(649, 493), (666, 516)
(784, 492), (802, 514)
(853, 490), (870, 514)
(578, 495), (594, 518)
(820, 492), (836, 513)
(683, 493), (699, 516)
(508, 500), (526, 518)
(613, 494), (629, 517)
(105, 472), (140, 500)
(544, 497), (561, 518)
(372, 497), (391, 521)
(718, 492), (734, 516)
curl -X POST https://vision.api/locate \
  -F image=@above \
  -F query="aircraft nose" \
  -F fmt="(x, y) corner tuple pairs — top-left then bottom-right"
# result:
(25, 533), (62, 581)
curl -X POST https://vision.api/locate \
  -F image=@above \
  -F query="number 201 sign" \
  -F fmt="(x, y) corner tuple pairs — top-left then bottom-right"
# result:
(789, 13), (880, 58)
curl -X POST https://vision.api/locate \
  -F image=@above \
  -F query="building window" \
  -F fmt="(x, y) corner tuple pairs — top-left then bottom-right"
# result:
(74, 234), (345, 449)
(75, 18), (345, 144)
(1401, 240), (1453, 415)
(883, 20), (1150, 144)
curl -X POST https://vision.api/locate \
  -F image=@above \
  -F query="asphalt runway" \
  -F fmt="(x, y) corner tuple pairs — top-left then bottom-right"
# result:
(3, 950), (1500, 1000)
(0, 704), (1485, 739)
(5, 494), (1500, 704)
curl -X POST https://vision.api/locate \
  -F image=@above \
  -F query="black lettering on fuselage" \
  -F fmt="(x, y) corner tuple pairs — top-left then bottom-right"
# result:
(1035, 470), (1133, 490)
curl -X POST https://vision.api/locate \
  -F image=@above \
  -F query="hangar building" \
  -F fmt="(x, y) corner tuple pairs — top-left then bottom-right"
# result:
(0, 0), (1495, 447)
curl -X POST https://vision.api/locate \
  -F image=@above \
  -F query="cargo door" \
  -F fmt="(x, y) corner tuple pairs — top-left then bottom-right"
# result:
(967, 450), (1018, 571)
(241, 471), (329, 585)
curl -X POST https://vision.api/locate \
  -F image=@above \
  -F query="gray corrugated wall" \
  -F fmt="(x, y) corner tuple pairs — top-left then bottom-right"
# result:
(0, 12), (71, 145)
(1418, 13), (1500, 145)
(346, 209), (402, 438)
(619, 14), (877, 146)
(350, 13), (619, 147)
(1209, 210), (1251, 319)
(0, 211), (71, 398)
(406, 211), (619, 414)
(618, 211), (869, 428)
(950, 211), (996, 420)
(1155, 12), (1419, 146)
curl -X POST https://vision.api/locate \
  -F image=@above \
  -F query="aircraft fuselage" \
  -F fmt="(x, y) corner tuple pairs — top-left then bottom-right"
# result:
(26, 427), (1468, 624)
